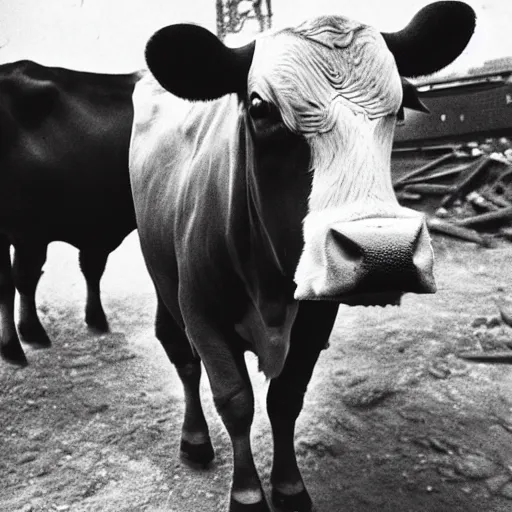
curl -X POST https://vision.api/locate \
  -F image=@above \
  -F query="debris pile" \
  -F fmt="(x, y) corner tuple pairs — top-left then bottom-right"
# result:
(392, 138), (512, 247)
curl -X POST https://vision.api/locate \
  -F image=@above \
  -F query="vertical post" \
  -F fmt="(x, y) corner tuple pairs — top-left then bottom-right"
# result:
(216, 0), (226, 41)
(216, 0), (272, 41)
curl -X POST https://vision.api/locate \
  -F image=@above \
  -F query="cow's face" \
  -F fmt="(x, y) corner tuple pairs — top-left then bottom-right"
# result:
(145, 1), (475, 306)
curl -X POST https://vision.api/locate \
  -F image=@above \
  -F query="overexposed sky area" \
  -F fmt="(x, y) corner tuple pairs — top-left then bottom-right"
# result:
(0, 0), (509, 74)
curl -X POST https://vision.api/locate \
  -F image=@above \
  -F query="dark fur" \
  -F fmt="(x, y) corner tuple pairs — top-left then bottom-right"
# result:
(145, 24), (255, 101)
(0, 60), (139, 364)
(382, 1), (476, 77)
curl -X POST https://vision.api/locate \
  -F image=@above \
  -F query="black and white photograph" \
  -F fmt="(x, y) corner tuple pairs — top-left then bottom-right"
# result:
(1, 1), (512, 511)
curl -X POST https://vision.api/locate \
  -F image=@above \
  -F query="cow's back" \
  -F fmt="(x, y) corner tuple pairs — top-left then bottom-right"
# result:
(0, 60), (140, 248)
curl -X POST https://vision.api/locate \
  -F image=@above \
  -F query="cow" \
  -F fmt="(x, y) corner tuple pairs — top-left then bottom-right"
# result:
(129, 2), (475, 511)
(0, 60), (140, 366)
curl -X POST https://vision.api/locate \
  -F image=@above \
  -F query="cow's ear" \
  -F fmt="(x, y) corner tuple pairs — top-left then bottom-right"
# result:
(145, 24), (255, 101)
(382, 1), (476, 78)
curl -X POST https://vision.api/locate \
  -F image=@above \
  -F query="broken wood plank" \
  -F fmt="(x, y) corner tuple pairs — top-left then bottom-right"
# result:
(440, 156), (492, 209)
(401, 163), (471, 185)
(457, 351), (512, 364)
(454, 206), (512, 227)
(404, 184), (456, 195)
(393, 152), (456, 188)
(427, 217), (494, 247)
(396, 191), (422, 202)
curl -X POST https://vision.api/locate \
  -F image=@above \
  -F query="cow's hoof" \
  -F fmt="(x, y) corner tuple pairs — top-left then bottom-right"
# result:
(272, 488), (314, 512)
(229, 496), (271, 512)
(0, 341), (28, 366)
(86, 310), (109, 333)
(180, 438), (215, 468)
(18, 322), (51, 348)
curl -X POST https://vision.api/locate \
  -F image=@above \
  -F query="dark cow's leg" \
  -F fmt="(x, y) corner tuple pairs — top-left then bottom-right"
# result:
(155, 296), (214, 466)
(0, 235), (27, 365)
(79, 248), (110, 332)
(267, 302), (338, 512)
(191, 324), (269, 512)
(12, 242), (51, 347)
(217, 355), (270, 512)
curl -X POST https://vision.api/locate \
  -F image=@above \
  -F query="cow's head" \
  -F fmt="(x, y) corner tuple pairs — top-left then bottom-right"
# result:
(145, 1), (475, 306)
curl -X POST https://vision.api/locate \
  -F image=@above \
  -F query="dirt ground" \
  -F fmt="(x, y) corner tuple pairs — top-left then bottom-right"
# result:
(3, 232), (512, 512)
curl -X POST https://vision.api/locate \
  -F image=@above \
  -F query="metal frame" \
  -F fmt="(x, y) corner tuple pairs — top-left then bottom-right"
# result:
(216, 0), (272, 41)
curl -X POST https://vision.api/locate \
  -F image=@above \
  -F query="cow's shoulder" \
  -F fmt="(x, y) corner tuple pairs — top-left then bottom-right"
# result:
(131, 73), (242, 172)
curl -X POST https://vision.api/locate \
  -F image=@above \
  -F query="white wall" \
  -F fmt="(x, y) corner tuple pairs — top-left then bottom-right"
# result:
(0, 0), (509, 73)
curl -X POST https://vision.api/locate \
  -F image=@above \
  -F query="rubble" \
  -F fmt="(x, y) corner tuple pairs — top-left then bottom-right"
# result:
(393, 137), (512, 246)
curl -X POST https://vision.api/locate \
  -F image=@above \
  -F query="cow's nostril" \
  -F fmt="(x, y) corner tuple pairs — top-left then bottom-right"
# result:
(294, 214), (437, 302)
(330, 229), (363, 262)
(412, 222), (437, 293)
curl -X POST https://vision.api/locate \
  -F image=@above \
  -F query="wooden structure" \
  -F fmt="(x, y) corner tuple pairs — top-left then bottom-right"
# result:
(395, 58), (512, 148)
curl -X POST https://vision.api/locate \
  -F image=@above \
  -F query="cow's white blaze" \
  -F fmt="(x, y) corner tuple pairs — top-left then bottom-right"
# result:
(249, 15), (403, 217)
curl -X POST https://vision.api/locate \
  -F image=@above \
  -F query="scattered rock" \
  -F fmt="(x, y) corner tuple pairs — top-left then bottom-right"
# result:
(454, 453), (499, 480)
(428, 362), (450, 379)
(438, 465), (463, 481)
(61, 355), (97, 369)
(500, 482), (512, 499)
(85, 403), (109, 415)
(345, 375), (369, 388)
(486, 473), (510, 494)
(487, 316), (502, 328)
(499, 303), (512, 328)
(428, 437), (456, 455)
(472, 317), (488, 328)
(18, 452), (38, 464)
(99, 352), (137, 364)
(341, 381), (396, 408)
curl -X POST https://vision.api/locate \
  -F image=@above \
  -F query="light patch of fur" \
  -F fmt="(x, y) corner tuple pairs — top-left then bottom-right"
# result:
(308, 102), (399, 213)
(248, 15), (403, 216)
(249, 15), (402, 134)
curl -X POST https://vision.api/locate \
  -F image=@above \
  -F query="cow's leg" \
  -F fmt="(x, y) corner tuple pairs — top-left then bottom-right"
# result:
(12, 242), (51, 347)
(0, 235), (27, 365)
(155, 296), (214, 466)
(267, 302), (338, 512)
(79, 248), (110, 332)
(190, 324), (269, 512)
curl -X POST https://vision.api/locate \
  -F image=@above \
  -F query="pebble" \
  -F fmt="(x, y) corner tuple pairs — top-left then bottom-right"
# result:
(486, 473), (510, 493)
(438, 466), (461, 480)
(62, 355), (96, 369)
(471, 317), (488, 328)
(454, 453), (499, 480)
(487, 316), (502, 328)
(500, 482), (512, 499)
(18, 452), (38, 464)
(428, 364), (450, 379)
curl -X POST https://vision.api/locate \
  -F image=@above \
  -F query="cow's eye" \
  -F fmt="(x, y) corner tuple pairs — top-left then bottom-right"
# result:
(249, 94), (273, 120)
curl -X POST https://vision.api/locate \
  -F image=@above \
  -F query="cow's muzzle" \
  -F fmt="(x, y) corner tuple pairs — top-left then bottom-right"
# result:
(294, 215), (436, 306)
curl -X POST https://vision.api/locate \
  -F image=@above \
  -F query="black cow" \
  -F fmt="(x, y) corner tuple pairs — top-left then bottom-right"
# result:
(0, 60), (140, 365)
(129, 2), (475, 511)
